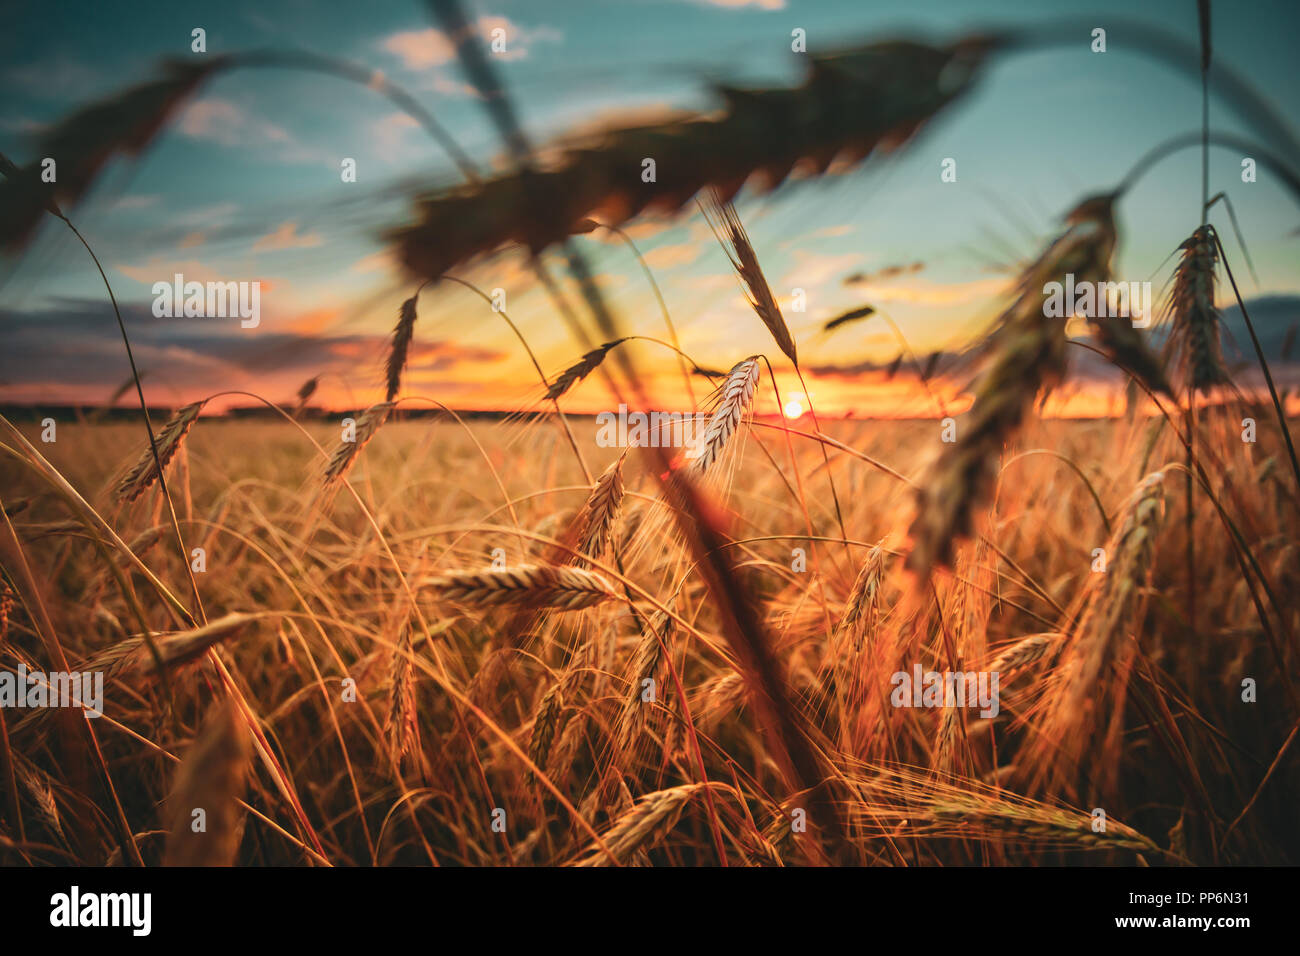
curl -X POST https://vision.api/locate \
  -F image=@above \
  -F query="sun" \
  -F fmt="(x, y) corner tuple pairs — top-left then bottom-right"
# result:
(783, 398), (805, 419)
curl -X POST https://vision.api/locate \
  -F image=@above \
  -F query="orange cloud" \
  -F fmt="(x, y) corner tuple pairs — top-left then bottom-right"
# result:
(253, 223), (324, 252)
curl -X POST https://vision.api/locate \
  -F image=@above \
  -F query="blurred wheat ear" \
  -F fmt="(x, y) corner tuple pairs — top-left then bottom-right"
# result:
(389, 37), (993, 280)
(0, 59), (227, 249)
(906, 193), (1167, 574)
(164, 700), (250, 867)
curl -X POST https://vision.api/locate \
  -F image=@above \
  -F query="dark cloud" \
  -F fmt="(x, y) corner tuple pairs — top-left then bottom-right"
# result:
(806, 295), (1300, 392)
(0, 296), (507, 391)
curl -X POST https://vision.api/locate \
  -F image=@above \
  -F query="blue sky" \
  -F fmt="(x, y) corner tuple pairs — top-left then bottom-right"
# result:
(2, 0), (1298, 414)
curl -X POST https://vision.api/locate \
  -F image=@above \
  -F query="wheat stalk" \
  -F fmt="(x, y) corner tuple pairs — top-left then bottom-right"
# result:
(0, 60), (226, 249)
(422, 564), (620, 610)
(923, 799), (1158, 852)
(1035, 470), (1167, 778)
(836, 544), (888, 651)
(544, 339), (628, 401)
(823, 305), (876, 332)
(694, 671), (747, 732)
(14, 757), (67, 846)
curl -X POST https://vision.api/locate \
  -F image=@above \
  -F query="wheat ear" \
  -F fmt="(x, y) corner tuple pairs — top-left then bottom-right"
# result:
(422, 564), (620, 610)
(574, 454), (626, 564)
(115, 401), (204, 503)
(686, 357), (760, 475)
(322, 402), (393, 484)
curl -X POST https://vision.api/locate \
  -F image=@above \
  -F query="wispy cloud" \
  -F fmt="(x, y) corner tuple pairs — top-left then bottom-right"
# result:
(696, 0), (786, 10)
(177, 98), (331, 166)
(380, 15), (562, 70)
(253, 222), (324, 252)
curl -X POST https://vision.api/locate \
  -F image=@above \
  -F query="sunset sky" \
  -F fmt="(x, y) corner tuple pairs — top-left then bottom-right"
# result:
(2, 0), (1299, 417)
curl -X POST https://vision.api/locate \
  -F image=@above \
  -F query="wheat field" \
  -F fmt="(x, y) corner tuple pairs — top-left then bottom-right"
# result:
(0, 401), (1295, 865)
(1, 0), (1298, 870)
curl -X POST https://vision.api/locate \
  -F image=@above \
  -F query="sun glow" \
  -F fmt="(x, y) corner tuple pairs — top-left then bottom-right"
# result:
(783, 398), (805, 419)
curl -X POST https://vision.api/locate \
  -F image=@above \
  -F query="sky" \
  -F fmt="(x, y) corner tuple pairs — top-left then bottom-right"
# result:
(2, 0), (1299, 417)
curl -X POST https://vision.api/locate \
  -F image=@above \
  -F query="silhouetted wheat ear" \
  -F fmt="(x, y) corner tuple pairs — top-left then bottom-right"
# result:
(163, 700), (250, 867)
(906, 195), (1117, 574)
(0, 59), (228, 249)
(422, 564), (620, 610)
(390, 38), (992, 280)
(1164, 225), (1232, 393)
(297, 376), (319, 403)
(686, 357), (760, 475)
(575, 454), (626, 564)
(545, 339), (628, 401)
(385, 293), (419, 402)
(705, 194), (797, 365)
(322, 402), (393, 484)
(114, 401), (204, 503)
(824, 305), (875, 332)
(293, 375), (320, 417)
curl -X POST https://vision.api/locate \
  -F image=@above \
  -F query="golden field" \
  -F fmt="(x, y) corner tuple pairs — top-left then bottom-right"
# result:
(1, 407), (1295, 866)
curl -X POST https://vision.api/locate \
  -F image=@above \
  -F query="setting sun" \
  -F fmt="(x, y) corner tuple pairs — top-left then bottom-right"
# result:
(783, 398), (805, 419)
